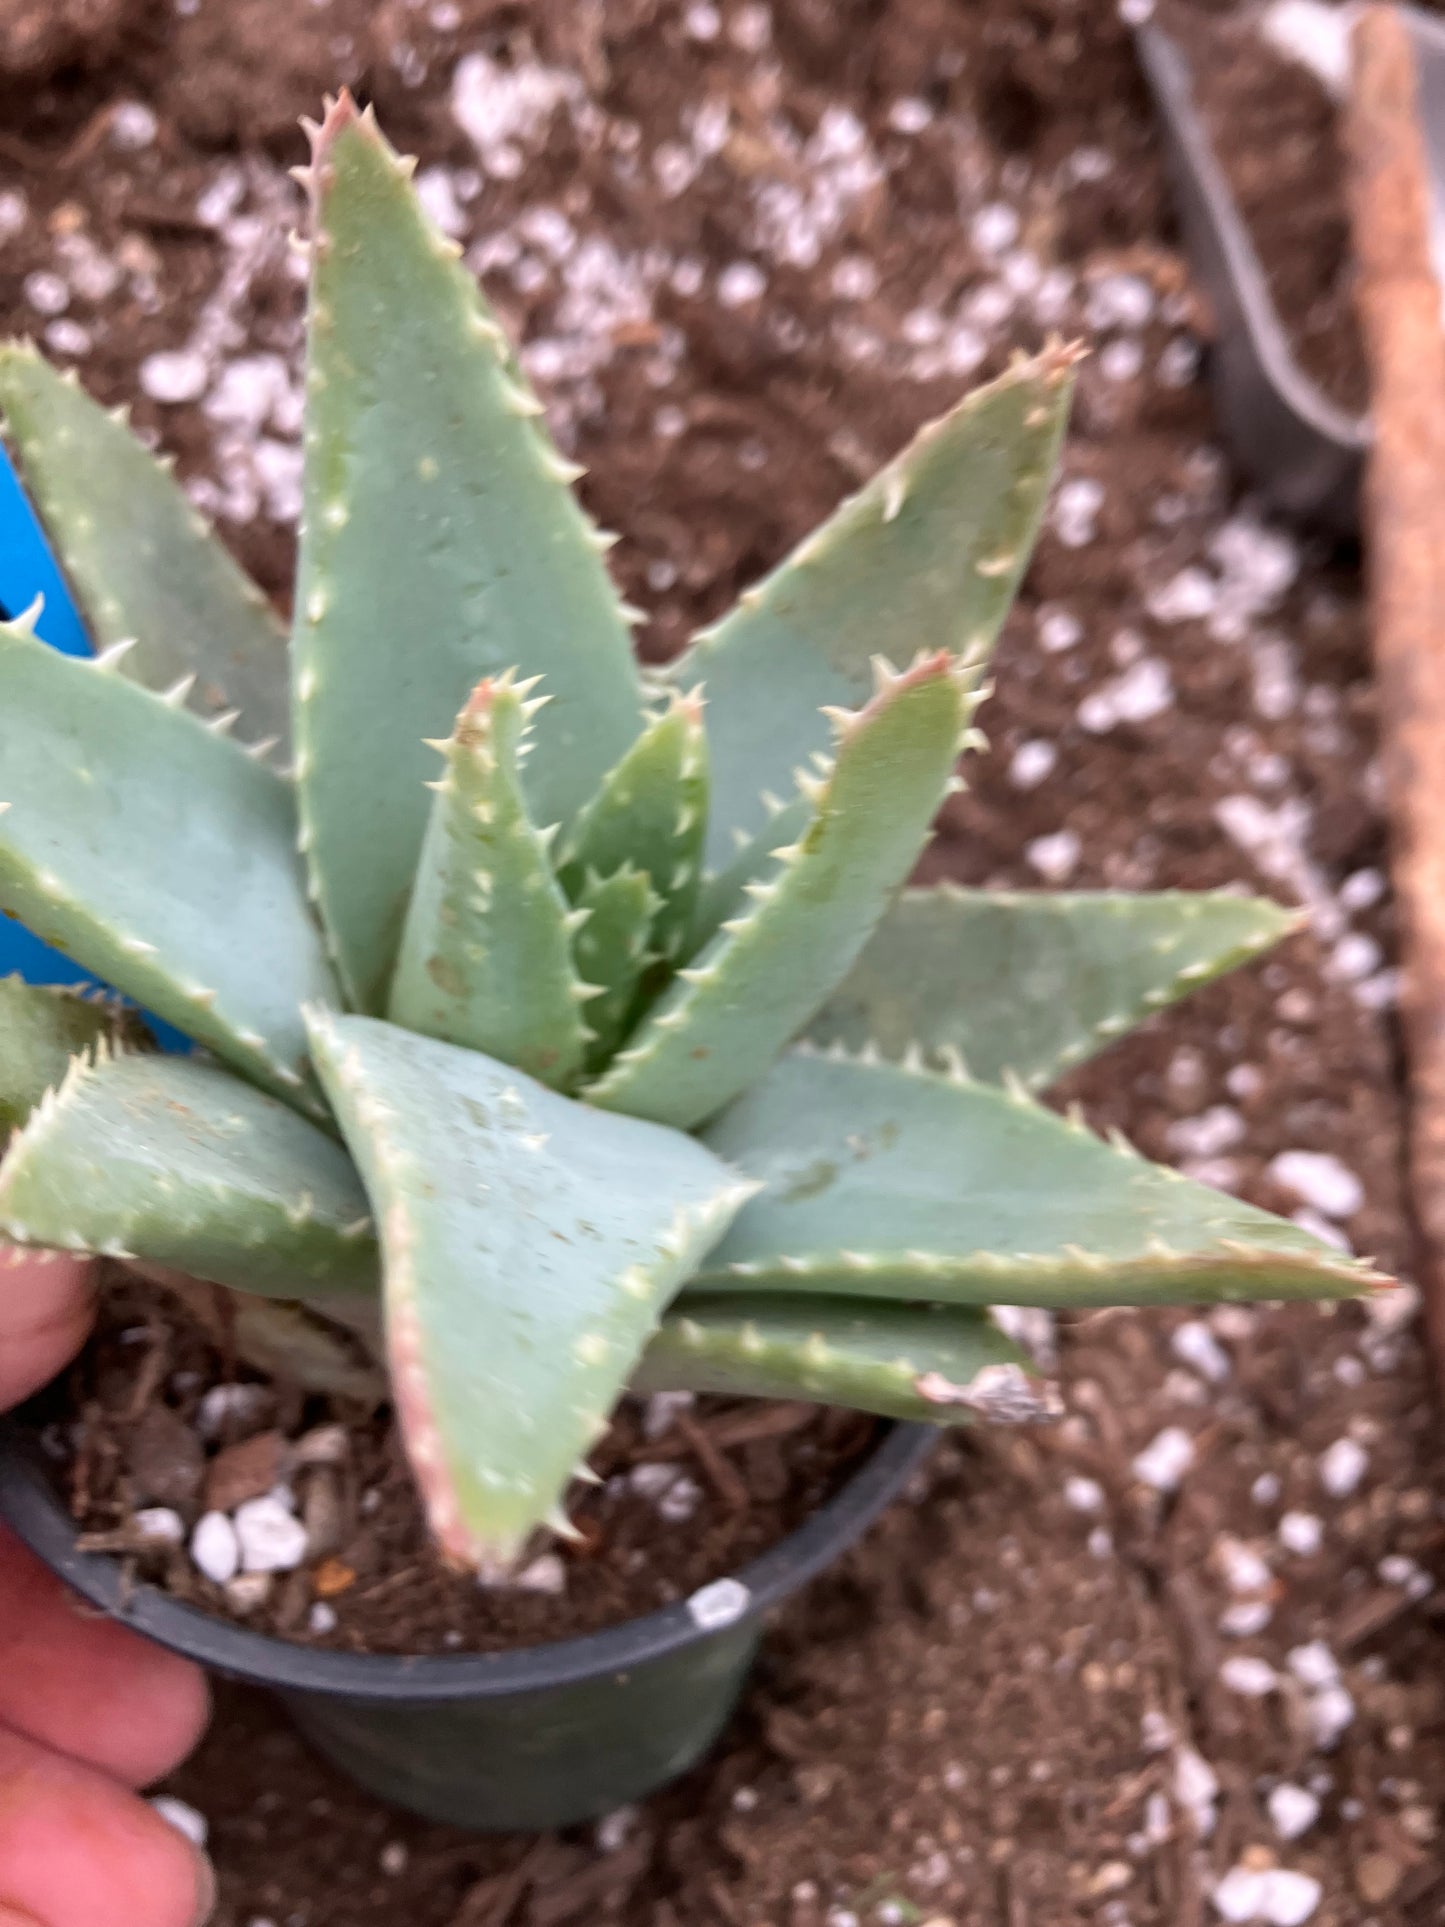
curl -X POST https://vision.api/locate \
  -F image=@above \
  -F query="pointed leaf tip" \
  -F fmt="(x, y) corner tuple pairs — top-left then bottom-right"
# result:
(667, 347), (1074, 873)
(305, 88), (364, 162)
(809, 887), (1300, 1090)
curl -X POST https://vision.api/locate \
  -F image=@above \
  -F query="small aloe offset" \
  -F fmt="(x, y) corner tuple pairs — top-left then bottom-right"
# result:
(0, 93), (1386, 1574)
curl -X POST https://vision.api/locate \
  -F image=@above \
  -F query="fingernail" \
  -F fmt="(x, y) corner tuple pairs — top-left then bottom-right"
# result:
(191, 1848), (217, 1927)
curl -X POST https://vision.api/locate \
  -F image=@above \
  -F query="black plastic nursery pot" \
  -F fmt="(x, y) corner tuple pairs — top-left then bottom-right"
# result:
(0, 1416), (931, 1831)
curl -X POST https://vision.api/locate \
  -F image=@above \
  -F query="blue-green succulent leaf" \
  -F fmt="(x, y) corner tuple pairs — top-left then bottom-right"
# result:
(0, 342), (289, 749)
(586, 652), (971, 1129)
(0, 976), (133, 1138)
(0, 616), (336, 1110)
(664, 343), (1077, 874)
(696, 1051), (1381, 1304)
(0, 1048), (376, 1295)
(637, 1295), (1051, 1426)
(305, 1010), (756, 1570)
(809, 886), (1300, 1088)
(386, 674), (590, 1089)
(292, 96), (643, 1011)
(571, 865), (661, 1072)
(558, 690), (708, 961)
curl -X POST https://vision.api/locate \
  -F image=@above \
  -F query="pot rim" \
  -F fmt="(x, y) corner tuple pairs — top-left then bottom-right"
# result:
(0, 1416), (932, 1701)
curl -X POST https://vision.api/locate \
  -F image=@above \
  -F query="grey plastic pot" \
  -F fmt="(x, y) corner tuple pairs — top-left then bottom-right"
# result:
(0, 1417), (931, 1831)
(1134, 8), (1445, 536)
(1134, 18), (1366, 534)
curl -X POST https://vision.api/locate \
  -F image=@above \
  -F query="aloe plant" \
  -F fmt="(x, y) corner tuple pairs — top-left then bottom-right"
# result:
(0, 95), (1382, 1575)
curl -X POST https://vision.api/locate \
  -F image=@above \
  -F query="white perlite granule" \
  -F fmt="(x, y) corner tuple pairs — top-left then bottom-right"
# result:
(1268, 1783), (1321, 1841)
(111, 100), (159, 149)
(1132, 1426), (1194, 1493)
(1286, 1640), (1339, 1691)
(1008, 739), (1058, 790)
(1219, 1655), (1277, 1698)
(687, 1577), (751, 1631)
(23, 271), (68, 316)
(1024, 829), (1081, 883)
(1285, 1641), (1356, 1749)
(629, 1462), (681, 1500)
(1086, 271), (1154, 332)
(514, 1554), (567, 1595)
(1267, 1150), (1364, 1221)
(450, 53), (578, 175)
(1037, 605), (1083, 652)
(971, 202), (1020, 255)
(233, 1494), (309, 1574)
(1216, 1537), (1271, 1596)
(196, 1383), (269, 1438)
(1171, 1320), (1231, 1383)
(190, 1510), (240, 1586)
(1171, 1745), (1218, 1836)
(1212, 1865), (1321, 1925)
(1220, 1599), (1272, 1638)
(657, 1474), (703, 1523)
(717, 261), (766, 306)
(641, 1391), (694, 1439)
(1318, 1436), (1368, 1499)
(1379, 1554), (1432, 1600)
(1098, 337), (1144, 384)
(1167, 1106), (1245, 1162)
(1261, 0), (1355, 96)
(1077, 656), (1173, 733)
(1278, 1510), (1323, 1556)
(133, 1506), (186, 1547)
(224, 1574), (273, 1615)
(1064, 1475), (1104, 1514)
(139, 348), (209, 404)
(1148, 565), (1217, 624)
(595, 1804), (640, 1852)
(1052, 476), (1104, 547)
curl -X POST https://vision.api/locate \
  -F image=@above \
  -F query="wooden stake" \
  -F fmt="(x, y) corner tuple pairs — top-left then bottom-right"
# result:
(1345, 6), (1445, 1377)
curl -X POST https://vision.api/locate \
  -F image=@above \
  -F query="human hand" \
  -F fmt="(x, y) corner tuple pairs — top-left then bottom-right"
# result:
(0, 1250), (213, 1927)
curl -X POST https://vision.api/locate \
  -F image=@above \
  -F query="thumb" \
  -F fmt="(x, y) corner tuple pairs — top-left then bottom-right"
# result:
(0, 1250), (95, 1411)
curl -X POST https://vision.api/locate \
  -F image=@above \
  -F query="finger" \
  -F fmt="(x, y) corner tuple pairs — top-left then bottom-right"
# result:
(0, 1722), (213, 1927)
(0, 1251), (94, 1409)
(0, 1524), (208, 1787)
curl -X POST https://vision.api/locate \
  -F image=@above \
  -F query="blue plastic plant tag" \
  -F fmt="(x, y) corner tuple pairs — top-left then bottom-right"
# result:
(0, 448), (91, 658)
(0, 443), (187, 1047)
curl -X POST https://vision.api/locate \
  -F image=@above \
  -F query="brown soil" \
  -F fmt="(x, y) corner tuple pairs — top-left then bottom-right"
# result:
(47, 1274), (874, 1655)
(1168, 7), (1370, 414)
(1, 1), (1442, 1923)
(0, 0), (142, 81)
